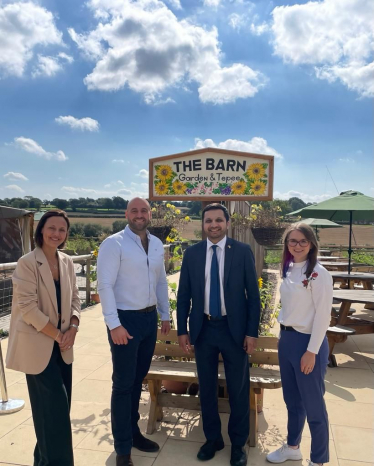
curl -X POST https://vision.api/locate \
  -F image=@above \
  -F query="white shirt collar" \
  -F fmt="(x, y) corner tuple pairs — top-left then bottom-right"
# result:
(207, 235), (227, 250)
(125, 224), (151, 242)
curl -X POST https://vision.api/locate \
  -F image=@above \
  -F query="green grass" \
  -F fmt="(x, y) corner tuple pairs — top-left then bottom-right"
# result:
(341, 250), (374, 266)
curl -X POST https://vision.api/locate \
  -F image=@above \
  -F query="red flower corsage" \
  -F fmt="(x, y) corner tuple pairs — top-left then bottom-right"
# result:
(302, 272), (318, 288)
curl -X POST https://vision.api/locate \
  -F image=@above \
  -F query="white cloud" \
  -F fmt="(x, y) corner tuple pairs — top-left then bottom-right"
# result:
(55, 115), (100, 132)
(250, 22), (269, 36)
(112, 159), (125, 163)
(32, 55), (62, 77)
(0, 2), (63, 77)
(137, 169), (149, 179)
(228, 13), (247, 31)
(69, 0), (266, 104)
(5, 184), (25, 193)
(271, 0), (374, 97)
(62, 182), (147, 199)
(32, 53), (74, 78)
(274, 190), (332, 204)
(204, 0), (221, 7)
(338, 158), (355, 163)
(194, 136), (283, 159)
(4, 172), (28, 181)
(58, 53), (74, 64)
(13, 137), (68, 162)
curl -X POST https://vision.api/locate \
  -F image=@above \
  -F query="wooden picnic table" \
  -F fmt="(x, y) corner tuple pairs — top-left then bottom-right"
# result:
(319, 249), (332, 256)
(320, 261), (359, 271)
(330, 272), (374, 309)
(318, 256), (345, 261)
(328, 289), (374, 366)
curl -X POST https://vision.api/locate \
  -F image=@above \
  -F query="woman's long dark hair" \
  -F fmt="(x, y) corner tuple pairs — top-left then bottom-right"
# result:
(281, 222), (319, 278)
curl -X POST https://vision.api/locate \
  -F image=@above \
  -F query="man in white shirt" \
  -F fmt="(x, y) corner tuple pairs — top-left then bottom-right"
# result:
(97, 198), (170, 466)
(177, 204), (261, 466)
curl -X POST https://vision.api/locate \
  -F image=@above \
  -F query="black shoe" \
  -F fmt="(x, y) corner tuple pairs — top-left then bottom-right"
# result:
(230, 446), (247, 466)
(132, 432), (160, 452)
(197, 438), (225, 461)
(116, 454), (134, 466)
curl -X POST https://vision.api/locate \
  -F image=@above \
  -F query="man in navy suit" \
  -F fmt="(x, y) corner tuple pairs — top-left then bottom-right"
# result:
(177, 203), (261, 466)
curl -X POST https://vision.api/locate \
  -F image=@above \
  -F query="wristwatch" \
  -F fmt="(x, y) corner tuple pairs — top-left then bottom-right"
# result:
(69, 324), (79, 332)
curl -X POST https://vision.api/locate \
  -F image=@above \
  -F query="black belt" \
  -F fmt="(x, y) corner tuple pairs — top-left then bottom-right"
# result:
(280, 324), (296, 332)
(119, 305), (156, 313)
(204, 314), (227, 321)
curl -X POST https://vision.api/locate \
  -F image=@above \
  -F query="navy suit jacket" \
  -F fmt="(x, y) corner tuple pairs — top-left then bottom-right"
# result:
(176, 237), (261, 348)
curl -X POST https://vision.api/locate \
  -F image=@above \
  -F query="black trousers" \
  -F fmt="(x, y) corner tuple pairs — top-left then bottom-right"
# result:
(26, 343), (73, 466)
(107, 309), (157, 455)
(194, 318), (250, 446)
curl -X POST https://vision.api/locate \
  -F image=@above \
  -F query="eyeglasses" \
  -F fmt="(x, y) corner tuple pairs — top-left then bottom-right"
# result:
(287, 239), (310, 247)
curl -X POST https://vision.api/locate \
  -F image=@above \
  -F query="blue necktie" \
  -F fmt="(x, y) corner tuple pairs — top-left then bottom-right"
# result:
(209, 245), (221, 318)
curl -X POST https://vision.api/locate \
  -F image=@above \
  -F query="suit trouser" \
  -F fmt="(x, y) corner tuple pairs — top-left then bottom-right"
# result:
(107, 309), (157, 455)
(278, 330), (329, 464)
(26, 343), (73, 466)
(194, 318), (250, 446)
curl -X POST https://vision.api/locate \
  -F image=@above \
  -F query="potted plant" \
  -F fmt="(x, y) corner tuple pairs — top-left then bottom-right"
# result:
(149, 203), (191, 244)
(232, 204), (286, 246)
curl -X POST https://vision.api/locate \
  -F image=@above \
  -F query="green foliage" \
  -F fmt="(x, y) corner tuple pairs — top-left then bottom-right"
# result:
(65, 235), (96, 253)
(341, 250), (374, 266)
(0, 329), (9, 338)
(194, 229), (202, 239)
(265, 249), (282, 265)
(112, 220), (128, 233)
(69, 222), (85, 236)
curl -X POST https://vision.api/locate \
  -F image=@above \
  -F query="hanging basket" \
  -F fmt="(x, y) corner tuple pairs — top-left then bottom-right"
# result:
(148, 226), (172, 244)
(251, 227), (286, 246)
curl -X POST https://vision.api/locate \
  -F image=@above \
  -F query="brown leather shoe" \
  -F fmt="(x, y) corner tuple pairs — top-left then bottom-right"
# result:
(116, 454), (134, 466)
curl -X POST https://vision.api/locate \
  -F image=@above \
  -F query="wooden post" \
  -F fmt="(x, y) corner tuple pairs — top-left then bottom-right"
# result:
(201, 201), (210, 240)
(248, 387), (258, 447)
(86, 258), (91, 305)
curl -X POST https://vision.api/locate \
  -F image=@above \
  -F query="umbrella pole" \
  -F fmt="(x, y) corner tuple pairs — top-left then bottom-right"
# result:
(348, 211), (353, 274)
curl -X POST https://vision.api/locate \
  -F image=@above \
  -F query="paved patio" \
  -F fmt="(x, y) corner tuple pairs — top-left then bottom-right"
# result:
(1, 284), (373, 466)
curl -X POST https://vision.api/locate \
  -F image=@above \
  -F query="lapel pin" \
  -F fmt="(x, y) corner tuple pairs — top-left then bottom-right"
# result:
(228, 245), (231, 249)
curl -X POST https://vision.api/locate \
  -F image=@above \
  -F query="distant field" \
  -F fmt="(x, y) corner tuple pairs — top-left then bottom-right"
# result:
(35, 216), (374, 247)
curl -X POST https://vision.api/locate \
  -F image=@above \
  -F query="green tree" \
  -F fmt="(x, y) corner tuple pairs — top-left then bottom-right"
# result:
(83, 223), (104, 237)
(52, 198), (69, 210)
(69, 199), (80, 211)
(289, 196), (307, 212)
(112, 196), (128, 210)
(188, 201), (202, 216)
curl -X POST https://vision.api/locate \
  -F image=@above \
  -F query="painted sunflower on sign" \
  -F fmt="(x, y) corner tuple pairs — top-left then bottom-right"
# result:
(250, 180), (266, 196)
(172, 180), (187, 195)
(231, 179), (246, 195)
(156, 165), (173, 180)
(155, 181), (168, 195)
(246, 163), (266, 180)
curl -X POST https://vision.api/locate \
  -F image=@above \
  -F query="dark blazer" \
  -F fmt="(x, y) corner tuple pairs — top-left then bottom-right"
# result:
(177, 237), (261, 348)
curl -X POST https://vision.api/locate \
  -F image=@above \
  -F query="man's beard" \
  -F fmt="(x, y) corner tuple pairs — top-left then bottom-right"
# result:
(128, 218), (150, 232)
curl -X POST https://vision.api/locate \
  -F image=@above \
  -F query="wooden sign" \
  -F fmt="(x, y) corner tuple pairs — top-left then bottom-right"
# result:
(149, 148), (274, 201)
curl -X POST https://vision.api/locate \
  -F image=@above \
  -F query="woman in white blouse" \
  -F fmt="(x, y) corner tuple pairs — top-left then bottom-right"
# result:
(267, 223), (333, 466)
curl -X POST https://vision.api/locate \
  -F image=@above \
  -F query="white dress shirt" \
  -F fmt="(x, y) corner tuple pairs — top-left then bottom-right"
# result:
(97, 225), (169, 330)
(204, 236), (227, 316)
(278, 260), (333, 354)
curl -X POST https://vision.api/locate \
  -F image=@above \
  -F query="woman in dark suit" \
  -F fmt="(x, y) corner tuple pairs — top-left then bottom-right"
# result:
(6, 210), (81, 466)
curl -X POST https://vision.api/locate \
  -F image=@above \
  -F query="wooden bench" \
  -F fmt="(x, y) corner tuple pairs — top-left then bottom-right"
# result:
(145, 329), (281, 447)
(326, 325), (356, 367)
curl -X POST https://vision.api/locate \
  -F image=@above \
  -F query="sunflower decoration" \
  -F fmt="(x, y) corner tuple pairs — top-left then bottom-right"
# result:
(155, 181), (168, 195)
(250, 180), (266, 196)
(231, 179), (247, 195)
(172, 180), (187, 195)
(246, 163), (266, 180)
(156, 164), (173, 180)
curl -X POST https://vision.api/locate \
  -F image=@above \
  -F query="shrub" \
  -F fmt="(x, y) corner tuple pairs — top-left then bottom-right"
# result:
(69, 223), (85, 236)
(83, 223), (104, 237)
(112, 220), (128, 233)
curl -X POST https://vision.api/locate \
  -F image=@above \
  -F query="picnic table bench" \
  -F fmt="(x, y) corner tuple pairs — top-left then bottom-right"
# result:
(145, 329), (281, 447)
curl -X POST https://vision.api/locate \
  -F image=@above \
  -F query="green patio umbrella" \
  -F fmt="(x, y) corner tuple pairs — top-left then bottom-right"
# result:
(287, 190), (374, 273)
(299, 218), (342, 239)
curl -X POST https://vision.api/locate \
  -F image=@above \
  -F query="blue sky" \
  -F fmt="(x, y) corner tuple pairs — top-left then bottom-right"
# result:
(0, 0), (372, 203)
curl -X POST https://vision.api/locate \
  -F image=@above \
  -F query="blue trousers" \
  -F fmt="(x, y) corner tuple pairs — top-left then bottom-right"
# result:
(279, 330), (329, 464)
(107, 309), (157, 455)
(194, 318), (250, 446)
